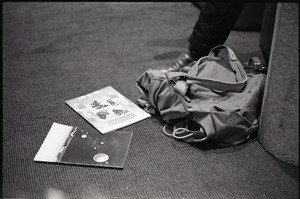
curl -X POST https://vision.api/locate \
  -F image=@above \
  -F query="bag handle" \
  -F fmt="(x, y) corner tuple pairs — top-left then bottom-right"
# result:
(208, 44), (238, 61)
(166, 45), (247, 93)
(208, 45), (246, 82)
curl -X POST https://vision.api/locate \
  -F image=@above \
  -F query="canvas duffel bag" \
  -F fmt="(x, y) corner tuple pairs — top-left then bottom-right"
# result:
(136, 45), (266, 146)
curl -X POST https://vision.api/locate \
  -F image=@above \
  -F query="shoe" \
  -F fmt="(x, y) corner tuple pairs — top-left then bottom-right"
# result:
(154, 51), (195, 73)
(168, 51), (194, 72)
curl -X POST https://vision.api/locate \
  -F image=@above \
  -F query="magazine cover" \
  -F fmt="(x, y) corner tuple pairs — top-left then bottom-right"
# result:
(34, 122), (133, 168)
(65, 86), (151, 134)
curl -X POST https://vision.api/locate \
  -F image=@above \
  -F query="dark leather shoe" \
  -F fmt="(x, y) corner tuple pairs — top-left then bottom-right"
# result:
(154, 51), (195, 73)
(168, 51), (194, 72)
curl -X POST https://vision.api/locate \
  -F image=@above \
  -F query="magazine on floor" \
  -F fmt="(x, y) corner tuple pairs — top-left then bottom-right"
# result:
(34, 122), (133, 168)
(65, 86), (151, 134)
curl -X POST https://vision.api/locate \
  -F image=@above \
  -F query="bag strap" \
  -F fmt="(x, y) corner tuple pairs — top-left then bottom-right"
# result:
(163, 122), (208, 142)
(163, 119), (259, 144)
(166, 45), (247, 93)
(208, 45), (246, 82)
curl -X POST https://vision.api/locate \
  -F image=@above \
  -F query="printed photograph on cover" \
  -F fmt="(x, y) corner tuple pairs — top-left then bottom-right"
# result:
(65, 86), (151, 134)
(34, 122), (133, 168)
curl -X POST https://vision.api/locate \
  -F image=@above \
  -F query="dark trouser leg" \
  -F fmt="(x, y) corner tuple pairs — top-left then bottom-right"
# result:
(188, 2), (245, 59)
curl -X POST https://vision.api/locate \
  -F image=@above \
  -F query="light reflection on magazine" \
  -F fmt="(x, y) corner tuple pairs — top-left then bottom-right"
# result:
(34, 123), (133, 168)
(56, 127), (77, 162)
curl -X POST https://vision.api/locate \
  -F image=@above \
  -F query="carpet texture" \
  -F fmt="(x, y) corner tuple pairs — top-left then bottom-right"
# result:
(2, 2), (299, 199)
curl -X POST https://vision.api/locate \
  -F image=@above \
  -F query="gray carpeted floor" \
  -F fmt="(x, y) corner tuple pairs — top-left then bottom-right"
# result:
(2, 2), (298, 199)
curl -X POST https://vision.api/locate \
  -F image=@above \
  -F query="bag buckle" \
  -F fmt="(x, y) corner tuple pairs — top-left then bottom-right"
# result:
(246, 119), (259, 134)
(248, 57), (267, 74)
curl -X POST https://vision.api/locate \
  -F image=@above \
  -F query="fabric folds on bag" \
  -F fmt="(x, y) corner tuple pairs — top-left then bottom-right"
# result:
(136, 45), (266, 146)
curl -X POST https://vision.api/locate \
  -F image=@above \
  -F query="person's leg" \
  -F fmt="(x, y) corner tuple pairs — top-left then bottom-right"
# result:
(188, 2), (245, 60)
(159, 2), (245, 72)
